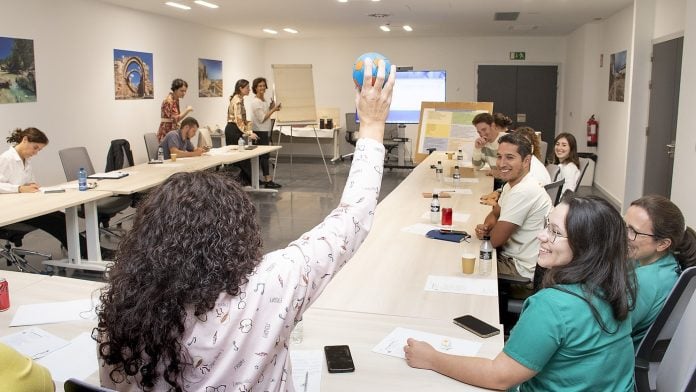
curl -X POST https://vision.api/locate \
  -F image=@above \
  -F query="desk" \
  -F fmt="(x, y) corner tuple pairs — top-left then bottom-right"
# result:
(273, 124), (338, 184)
(1, 189), (114, 271)
(313, 152), (499, 323)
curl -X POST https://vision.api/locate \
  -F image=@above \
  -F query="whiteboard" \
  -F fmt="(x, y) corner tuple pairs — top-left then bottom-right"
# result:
(271, 64), (318, 124)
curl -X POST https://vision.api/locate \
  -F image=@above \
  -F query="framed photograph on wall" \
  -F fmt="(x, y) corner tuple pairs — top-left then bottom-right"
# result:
(198, 58), (222, 97)
(608, 50), (627, 102)
(0, 36), (37, 104)
(114, 49), (154, 100)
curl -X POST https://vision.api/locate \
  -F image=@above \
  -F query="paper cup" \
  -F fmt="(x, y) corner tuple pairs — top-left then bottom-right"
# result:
(461, 253), (476, 274)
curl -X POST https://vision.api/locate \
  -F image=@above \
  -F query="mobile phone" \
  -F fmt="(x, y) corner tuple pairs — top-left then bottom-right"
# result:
(439, 229), (469, 236)
(324, 345), (355, 373)
(453, 315), (500, 338)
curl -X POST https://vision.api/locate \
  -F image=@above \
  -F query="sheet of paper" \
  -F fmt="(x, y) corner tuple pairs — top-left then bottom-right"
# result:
(420, 212), (470, 223)
(424, 275), (497, 297)
(207, 147), (237, 156)
(290, 349), (323, 392)
(153, 163), (185, 168)
(0, 327), (69, 359)
(37, 332), (98, 383)
(433, 188), (473, 195)
(373, 327), (482, 359)
(88, 171), (128, 179)
(401, 223), (439, 236)
(10, 299), (98, 327)
(442, 177), (479, 183)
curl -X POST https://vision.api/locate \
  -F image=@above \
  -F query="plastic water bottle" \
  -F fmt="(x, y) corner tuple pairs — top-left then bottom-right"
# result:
(157, 146), (164, 162)
(430, 194), (440, 224)
(435, 161), (444, 182)
(238, 137), (245, 151)
(479, 235), (493, 275)
(453, 165), (461, 187)
(78, 167), (87, 191)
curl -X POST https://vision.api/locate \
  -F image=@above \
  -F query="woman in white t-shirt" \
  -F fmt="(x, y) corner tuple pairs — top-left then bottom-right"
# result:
(553, 133), (581, 195)
(250, 77), (282, 188)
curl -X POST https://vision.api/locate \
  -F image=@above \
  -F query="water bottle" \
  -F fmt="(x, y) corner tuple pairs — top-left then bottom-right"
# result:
(453, 165), (461, 187)
(157, 146), (164, 162)
(479, 235), (493, 276)
(78, 167), (87, 191)
(430, 194), (440, 224)
(435, 161), (444, 182)
(456, 148), (463, 163)
(238, 137), (245, 151)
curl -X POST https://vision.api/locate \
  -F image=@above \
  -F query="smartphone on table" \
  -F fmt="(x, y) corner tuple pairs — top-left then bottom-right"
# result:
(324, 345), (355, 373)
(453, 315), (500, 338)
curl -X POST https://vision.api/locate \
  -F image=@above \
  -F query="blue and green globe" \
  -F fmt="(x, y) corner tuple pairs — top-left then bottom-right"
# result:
(352, 52), (391, 90)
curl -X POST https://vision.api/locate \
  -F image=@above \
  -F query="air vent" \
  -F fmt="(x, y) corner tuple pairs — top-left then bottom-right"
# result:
(494, 12), (520, 21)
(368, 13), (390, 18)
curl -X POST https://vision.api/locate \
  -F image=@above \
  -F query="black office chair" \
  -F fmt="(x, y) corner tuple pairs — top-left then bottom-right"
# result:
(544, 179), (565, 206)
(0, 223), (51, 273)
(58, 147), (132, 239)
(64, 378), (117, 392)
(143, 132), (160, 161)
(341, 113), (359, 161)
(635, 266), (696, 392)
(498, 263), (547, 334)
(575, 157), (591, 189)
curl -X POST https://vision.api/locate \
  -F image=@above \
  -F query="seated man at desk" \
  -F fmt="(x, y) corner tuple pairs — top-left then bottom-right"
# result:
(475, 133), (552, 283)
(471, 112), (504, 190)
(159, 117), (207, 160)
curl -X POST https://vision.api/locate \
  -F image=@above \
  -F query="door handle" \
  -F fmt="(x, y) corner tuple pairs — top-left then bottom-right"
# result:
(666, 144), (675, 158)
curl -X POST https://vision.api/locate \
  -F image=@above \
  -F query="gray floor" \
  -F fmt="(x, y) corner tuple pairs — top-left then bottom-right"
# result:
(1, 156), (604, 280)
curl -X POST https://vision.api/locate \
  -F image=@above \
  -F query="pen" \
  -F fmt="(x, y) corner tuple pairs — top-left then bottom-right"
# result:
(303, 371), (308, 392)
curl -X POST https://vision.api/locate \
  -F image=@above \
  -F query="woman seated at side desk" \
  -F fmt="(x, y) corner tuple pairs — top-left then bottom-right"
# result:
(95, 59), (396, 391)
(0, 127), (111, 259)
(405, 194), (637, 391)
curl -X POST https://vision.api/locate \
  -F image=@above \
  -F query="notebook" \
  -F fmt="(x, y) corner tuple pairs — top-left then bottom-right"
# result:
(87, 171), (129, 179)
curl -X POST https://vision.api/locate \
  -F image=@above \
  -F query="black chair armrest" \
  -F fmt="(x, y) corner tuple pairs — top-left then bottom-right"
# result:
(498, 273), (531, 285)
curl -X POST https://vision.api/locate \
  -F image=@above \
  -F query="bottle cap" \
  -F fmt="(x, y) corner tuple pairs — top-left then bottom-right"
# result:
(432, 194), (439, 198)
(483, 235), (491, 240)
(437, 161), (442, 164)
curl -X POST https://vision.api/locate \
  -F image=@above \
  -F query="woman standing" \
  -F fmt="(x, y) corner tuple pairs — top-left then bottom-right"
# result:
(157, 78), (193, 142)
(225, 79), (258, 184)
(250, 77), (282, 188)
(553, 132), (581, 195)
(405, 195), (636, 391)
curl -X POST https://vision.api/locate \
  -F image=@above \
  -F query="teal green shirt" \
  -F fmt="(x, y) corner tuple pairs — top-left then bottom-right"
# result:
(504, 284), (634, 392)
(631, 253), (680, 349)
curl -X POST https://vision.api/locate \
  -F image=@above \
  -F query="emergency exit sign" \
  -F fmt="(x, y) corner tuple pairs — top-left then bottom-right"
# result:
(510, 51), (526, 60)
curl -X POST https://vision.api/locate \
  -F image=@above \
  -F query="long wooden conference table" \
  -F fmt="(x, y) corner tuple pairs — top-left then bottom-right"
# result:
(0, 151), (503, 391)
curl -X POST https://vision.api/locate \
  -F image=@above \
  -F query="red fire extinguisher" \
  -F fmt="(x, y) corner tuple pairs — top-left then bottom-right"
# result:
(587, 115), (598, 147)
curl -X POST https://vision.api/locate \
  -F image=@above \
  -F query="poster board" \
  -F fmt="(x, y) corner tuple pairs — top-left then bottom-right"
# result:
(414, 101), (494, 163)
(271, 64), (318, 124)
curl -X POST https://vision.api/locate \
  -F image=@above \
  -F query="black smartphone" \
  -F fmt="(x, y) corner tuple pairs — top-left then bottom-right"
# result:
(439, 229), (469, 236)
(324, 345), (355, 373)
(453, 315), (500, 338)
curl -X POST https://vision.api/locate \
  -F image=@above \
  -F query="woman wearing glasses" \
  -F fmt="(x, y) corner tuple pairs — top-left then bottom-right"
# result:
(625, 195), (696, 349)
(405, 195), (636, 391)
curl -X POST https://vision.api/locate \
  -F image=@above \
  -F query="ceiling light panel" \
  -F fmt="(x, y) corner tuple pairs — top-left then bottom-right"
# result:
(283, 28), (298, 34)
(402, 25), (413, 32)
(379, 25), (390, 32)
(194, 1), (219, 9)
(263, 28), (278, 34)
(165, 2), (191, 10)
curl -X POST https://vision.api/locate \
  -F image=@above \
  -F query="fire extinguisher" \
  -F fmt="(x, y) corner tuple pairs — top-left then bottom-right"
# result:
(587, 114), (598, 147)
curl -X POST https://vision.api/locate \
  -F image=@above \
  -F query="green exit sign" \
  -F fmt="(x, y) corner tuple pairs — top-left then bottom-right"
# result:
(510, 51), (526, 60)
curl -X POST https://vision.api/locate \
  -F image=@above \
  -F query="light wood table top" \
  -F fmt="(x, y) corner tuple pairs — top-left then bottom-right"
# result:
(0, 189), (113, 226)
(313, 152), (500, 324)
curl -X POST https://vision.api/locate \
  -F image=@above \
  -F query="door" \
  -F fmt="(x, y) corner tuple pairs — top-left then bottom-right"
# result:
(643, 37), (683, 197)
(477, 65), (558, 156)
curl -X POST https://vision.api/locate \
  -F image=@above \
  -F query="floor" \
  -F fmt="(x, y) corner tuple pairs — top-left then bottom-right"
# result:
(1, 156), (605, 281)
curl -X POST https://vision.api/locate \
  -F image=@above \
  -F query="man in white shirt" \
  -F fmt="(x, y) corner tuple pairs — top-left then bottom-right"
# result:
(475, 133), (552, 282)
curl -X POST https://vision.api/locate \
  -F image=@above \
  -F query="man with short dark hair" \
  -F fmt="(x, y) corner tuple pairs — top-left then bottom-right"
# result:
(159, 117), (207, 159)
(475, 133), (552, 281)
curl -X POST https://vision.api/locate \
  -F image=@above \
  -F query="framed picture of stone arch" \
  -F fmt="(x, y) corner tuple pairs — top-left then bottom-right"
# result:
(113, 49), (154, 100)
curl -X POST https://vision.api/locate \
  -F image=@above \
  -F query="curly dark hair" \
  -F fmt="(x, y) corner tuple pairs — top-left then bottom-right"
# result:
(543, 194), (636, 332)
(94, 170), (262, 391)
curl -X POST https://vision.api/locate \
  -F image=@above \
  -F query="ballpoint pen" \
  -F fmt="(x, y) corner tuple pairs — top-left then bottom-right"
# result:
(303, 371), (309, 392)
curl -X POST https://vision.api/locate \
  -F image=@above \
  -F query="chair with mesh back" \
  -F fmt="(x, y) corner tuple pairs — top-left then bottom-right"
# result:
(544, 179), (564, 206)
(143, 132), (160, 161)
(58, 147), (132, 239)
(0, 223), (51, 273)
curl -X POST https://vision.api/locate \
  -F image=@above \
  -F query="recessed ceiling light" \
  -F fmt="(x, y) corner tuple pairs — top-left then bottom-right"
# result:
(263, 29), (278, 34)
(165, 1), (191, 10)
(380, 25), (391, 32)
(337, 0), (348, 3)
(402, 25), (413, 32)
(371, 0), (381, 2)
(194, 0), (219, 9)
(283, 28), (298, 34)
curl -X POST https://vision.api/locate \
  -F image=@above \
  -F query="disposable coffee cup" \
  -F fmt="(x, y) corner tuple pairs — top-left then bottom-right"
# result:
(461, 253), (476, 274)
(170, 153), (177, 162)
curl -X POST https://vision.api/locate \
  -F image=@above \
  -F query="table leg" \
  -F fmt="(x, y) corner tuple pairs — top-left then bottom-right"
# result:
(83, 200), (101, 262)
(65, 206), (81, 263)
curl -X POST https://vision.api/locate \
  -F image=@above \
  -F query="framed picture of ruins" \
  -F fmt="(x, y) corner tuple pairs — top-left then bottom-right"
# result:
(198, 58), (222, 97)
(113, 49), (153, 100)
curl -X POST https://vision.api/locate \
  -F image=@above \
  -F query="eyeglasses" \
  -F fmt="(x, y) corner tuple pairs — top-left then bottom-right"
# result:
(626, 226), (658, 241)
(544, 217), (568, 243)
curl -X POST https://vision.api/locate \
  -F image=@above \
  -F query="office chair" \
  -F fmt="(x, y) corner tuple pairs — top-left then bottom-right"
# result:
(64, 378), (117, 392)
(545, 163), (560, 182)
(341, 113), (360, 161)
(0, 223), (51, 273)
(539, 141), (548, 164)
(635, 266), (696, 392)
(58, 147), (132, 239)
(498, 264), (547, 334)
(575, 157), (591, 188)
(143, 132), (159, 161)
(544, 179), (565, 206)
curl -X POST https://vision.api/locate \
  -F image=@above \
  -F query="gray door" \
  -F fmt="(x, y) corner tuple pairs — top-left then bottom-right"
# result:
(477, 65), (558, 159)
(643, 37), (683, 197)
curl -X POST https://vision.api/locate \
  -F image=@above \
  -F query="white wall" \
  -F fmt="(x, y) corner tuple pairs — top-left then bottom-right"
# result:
(654, 0), (686, 40)
(0, 0), (263, 186)
(262, 35), (567, 157)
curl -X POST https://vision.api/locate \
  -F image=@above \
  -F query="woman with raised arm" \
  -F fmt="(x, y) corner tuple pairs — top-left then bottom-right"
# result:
(157, 78), (193, 142)
(96, 58), (396, 391)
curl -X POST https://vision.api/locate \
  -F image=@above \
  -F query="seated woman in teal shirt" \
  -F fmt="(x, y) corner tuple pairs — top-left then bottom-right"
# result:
(404, 195), (636, 391)
(625, 195), (696, 349)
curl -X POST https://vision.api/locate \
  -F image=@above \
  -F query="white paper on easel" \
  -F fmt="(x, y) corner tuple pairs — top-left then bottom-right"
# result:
(290, 350), (322, 392)
(37, 332), (97, 382)
(373, 327), (482, 359)
(0, 327), (69, 359)
(424, 275), (498, 296)
(10, 299), (98, 327)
